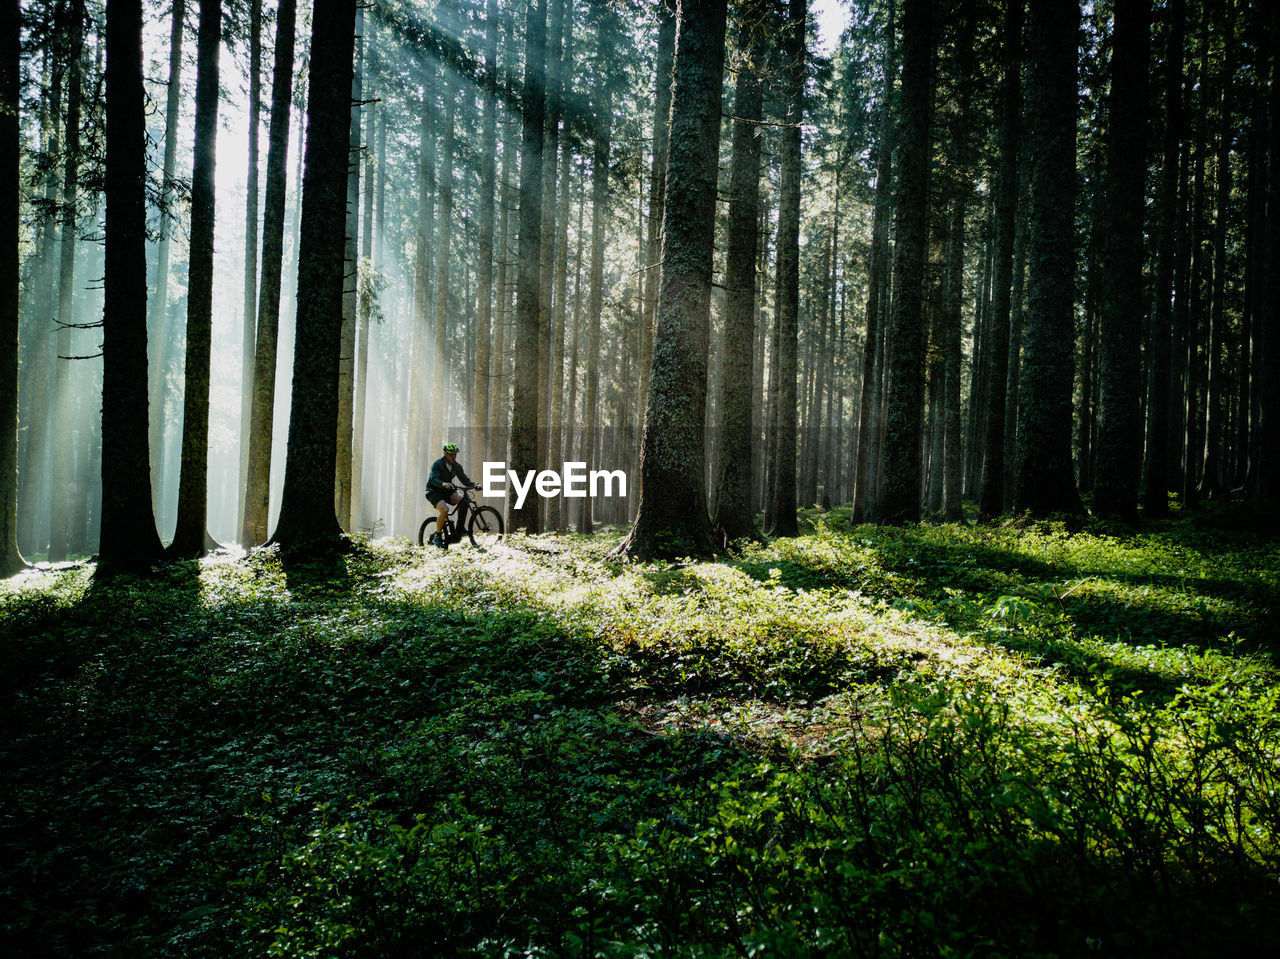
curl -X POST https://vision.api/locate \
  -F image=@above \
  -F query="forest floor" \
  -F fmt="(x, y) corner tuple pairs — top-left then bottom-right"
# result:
(2, 502), (1280, 956)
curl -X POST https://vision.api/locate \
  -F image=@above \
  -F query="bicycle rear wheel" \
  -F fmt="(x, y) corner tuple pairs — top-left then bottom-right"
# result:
(467, 506), (504, 549)
(418, 516), (441, 547)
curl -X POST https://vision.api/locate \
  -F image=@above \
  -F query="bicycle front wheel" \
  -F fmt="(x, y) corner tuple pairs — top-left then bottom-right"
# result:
(467, 506), (504, 550)
(418, 516), (440, 547)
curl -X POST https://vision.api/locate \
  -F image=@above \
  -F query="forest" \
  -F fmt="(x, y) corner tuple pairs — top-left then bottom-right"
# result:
(3, 0), (1280, 953)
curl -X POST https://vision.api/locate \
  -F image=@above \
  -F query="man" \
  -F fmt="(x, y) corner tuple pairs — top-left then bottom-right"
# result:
(426, 442), (475, 549)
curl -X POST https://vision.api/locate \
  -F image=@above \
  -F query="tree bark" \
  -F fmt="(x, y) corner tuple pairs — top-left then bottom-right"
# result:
(335, 3), (363, 529)
(472, 0), (499, 461)
(270, 0), (357, 552)
(1094, 0), (1151, 523)
(617, 0), (727, 560)
(1014, 0), (1084, 517)
(1142, 0), (1183, 516)
(241, 0), (296, 546)
(167, 0), (222, 558)
(238, 0), (261, 538)
(0, 0), (23, 575)
(508, 0), (547, 533)
(710, 0), (767, 543)
(99, 0), (163, 571)
(978, 0), (1021, 520)
(766, 0), (806, 536)
(873, 0), (931, 524)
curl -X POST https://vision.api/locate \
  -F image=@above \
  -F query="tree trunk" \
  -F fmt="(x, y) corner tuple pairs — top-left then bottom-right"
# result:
(581, 80), (611, 535)
(617, 0), (727, 560)
(167, 0), (222, 558)
(0, 0), (22, 575)
(98, 0), (163, 572)
(1142, 0), (1182, 517)
(335, 3), (363, 529)
(641, 0), (677, 423)
(1014, 0), (1084, 516)
(508, 0), (547, 533)
(1199, 0), (1235, 499)
(270, 0), (357, 552)
(431, 73), (455, 453)
(1093, 0), (1150, 523)
(710, 0), (767, 543)
(238, 0), (261, 538)
(853, 2), (895, 523)
(765, 0), (805, 536)
(241, 0), (296, 546)
(978, 0), (1021, 519)
(49, 0), (83, 562)
(472, 0), (498, 461)
(353, 81), (375, 532)
(874, 0), (931, 524)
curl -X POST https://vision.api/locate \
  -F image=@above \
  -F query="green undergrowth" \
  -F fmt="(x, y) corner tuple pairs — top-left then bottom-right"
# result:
(2, 503), (1279, 956)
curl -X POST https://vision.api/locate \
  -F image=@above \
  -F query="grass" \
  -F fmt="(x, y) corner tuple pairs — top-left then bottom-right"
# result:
(2, 502), (1279, 956)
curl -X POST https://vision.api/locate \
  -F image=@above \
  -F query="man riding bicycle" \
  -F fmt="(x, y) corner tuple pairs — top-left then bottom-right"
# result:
(426, 442), (476, 549)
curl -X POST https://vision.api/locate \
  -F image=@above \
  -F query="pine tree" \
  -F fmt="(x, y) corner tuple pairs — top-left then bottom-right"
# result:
(617, 0), (728, 560)
(271, 0), (358, 552)
(98, 0), (163, 571)
(1014, 0), (1085, 517)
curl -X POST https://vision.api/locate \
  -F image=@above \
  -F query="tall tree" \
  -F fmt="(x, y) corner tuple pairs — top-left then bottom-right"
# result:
(710, 0), (767, 543)
(167, 0), (222, 557)
(147, 0), (185, 515)
(978, 0), (1022, 520)
(241, 0), (297, 546)
(271, 0), (358, 551)
(508, 0), (546, 533)
(616, 0), (727, 560)
(1142, 0), (1183, 517)
(472, 0), (499, 460)
(1, 0), (23, 576)
(873, 0), (931, 524)
(766, 0), (806, 537)
(853, 0), (895, 524)
(238, 0), (261, 537)
(1014, 0), (1084, 516)
(99, 0), (163, 571)
(48, 0), (84, 562)
(1094, 0), (1151, 522)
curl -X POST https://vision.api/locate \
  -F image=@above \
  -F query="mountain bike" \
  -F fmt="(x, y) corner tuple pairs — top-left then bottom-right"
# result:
(418, 485), (505, 550)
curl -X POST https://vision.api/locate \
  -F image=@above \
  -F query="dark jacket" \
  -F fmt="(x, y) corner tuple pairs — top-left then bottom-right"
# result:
(426, 456), (474, 506)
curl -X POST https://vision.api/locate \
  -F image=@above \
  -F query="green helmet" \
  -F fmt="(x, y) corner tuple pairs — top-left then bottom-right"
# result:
(443, 443), (459, 454)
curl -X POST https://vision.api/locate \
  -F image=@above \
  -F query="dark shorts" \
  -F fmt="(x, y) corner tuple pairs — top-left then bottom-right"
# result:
(427, 489), (463, 508)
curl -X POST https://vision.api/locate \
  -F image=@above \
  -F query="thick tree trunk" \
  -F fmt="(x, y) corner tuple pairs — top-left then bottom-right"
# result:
(1014, 0), (1084, 516)
(270, 0), (357, 552)
(710, 0), (767, 543)
(508, 0), (547, 533)
(641, 0), (677, 423)
(1094, 0), (1151, 523)
(617, 0), (727, 559)
(874, 0), (930, 524)
(403, 81), (435, 537)
(99, 0), (163, 572)
(241, 0), (296, 546)
(168, 0), (222, 558)
(0, 0), (22, 575)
